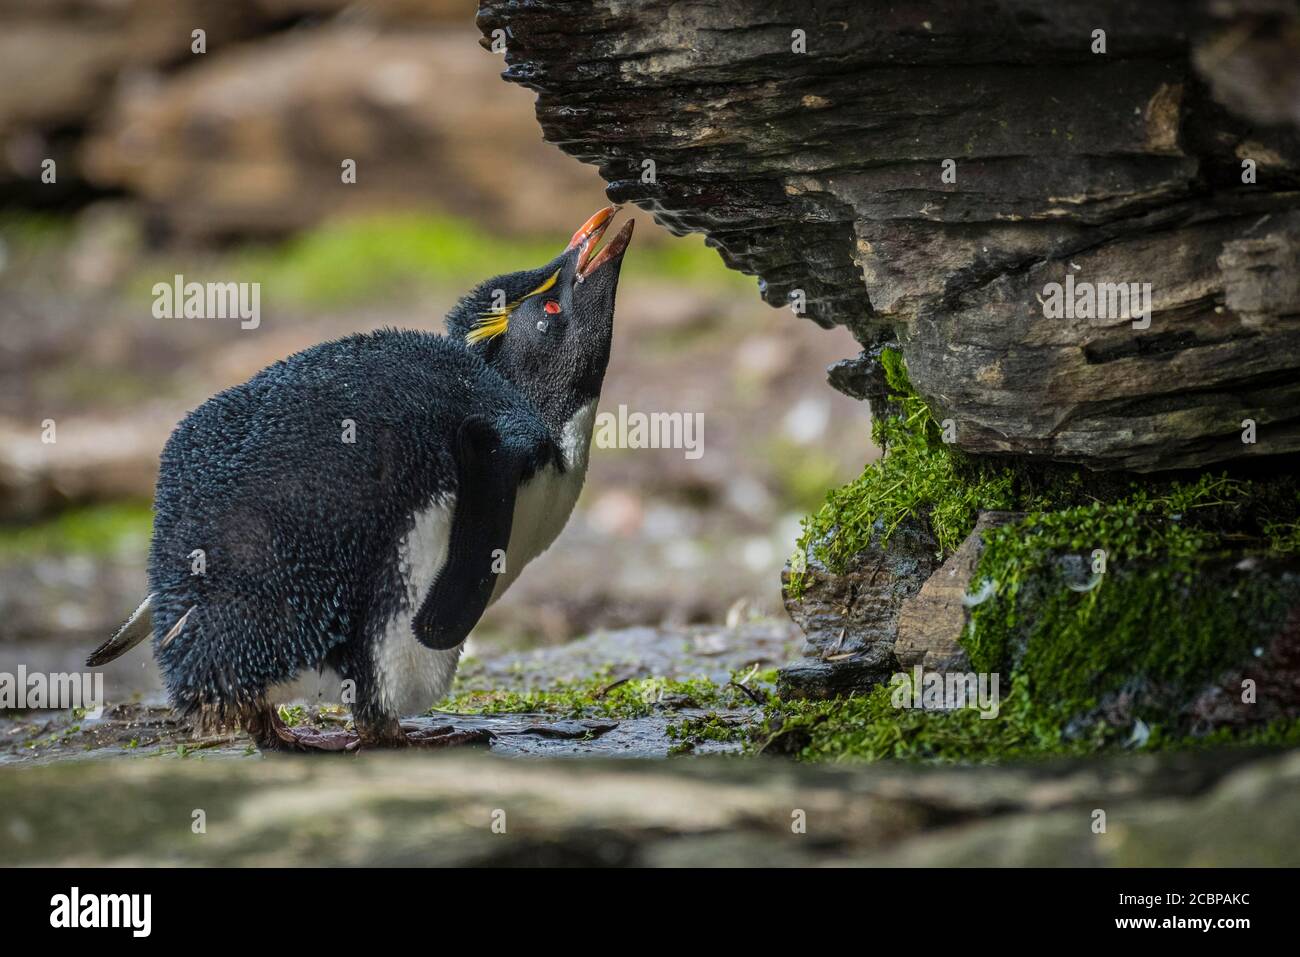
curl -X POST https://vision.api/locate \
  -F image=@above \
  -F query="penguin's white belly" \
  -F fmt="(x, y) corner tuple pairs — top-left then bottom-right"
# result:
(364, 401), (596, 718)
(489, 400), (596, 603)
(372, 495), (462, 717)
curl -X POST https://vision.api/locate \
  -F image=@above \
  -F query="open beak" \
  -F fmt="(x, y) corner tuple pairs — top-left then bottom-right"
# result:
(568, 206), (635, 280)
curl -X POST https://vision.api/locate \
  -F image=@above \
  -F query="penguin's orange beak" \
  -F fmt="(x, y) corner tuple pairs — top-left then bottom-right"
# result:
(568, 205), (616, 251)
(568, 206), (635, 279)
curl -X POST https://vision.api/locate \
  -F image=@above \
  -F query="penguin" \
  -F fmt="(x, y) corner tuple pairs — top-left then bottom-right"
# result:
(86, 207), (634, 750)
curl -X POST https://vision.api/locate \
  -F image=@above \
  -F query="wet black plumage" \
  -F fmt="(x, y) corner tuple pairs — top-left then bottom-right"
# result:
(87, 206), (632, 749)
(147, 329), (553, 728)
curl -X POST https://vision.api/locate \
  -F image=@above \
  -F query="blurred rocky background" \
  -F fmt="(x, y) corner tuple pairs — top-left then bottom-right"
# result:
(0, 0), (873, 698)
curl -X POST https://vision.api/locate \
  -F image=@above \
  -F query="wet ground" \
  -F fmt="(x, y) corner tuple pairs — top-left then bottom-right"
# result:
(3, 703), (758, 763)
(2, 619), (802, 764)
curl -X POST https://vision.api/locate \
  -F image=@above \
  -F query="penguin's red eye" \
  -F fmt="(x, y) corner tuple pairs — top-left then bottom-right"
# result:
(543, 299), (562, 314)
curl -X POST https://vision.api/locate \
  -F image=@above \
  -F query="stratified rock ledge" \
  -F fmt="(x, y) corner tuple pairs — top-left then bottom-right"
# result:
(478, 0), (1300, 472)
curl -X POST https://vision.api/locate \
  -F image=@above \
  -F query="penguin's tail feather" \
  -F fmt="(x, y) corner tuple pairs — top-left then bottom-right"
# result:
(87, 594), (154, 666)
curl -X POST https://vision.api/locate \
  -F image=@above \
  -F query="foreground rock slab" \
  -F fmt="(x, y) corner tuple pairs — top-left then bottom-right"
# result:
(2, 747), (1297, 865)
(0, 703), (753, 764)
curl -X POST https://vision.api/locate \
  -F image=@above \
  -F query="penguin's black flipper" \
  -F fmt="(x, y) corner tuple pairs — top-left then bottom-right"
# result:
(412, 414), (549, 650)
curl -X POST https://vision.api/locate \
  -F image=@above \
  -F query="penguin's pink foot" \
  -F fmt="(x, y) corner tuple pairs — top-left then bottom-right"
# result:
(341, 718), (493, 750)
(248, 706), (360, 753)
(273, 724), (360, 752)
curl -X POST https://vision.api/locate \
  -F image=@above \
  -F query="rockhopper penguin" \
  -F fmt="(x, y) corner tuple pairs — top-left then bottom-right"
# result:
(87, 207), (634, 750)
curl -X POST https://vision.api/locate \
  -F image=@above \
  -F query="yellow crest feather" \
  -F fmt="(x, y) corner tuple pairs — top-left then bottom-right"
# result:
(465, 269), (561, 345)
(466, 311), (510, 345)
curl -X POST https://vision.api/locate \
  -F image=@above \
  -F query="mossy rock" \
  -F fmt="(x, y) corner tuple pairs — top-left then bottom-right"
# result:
(965, 537), (1300, 747)
(774, 349), (1300, 761)
(778, 515), (939, 699)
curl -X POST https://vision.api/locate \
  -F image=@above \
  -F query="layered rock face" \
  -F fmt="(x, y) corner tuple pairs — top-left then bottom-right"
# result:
(479, 0), (1300, 736)
(477, 0), (1300, 472)
(780, 518), (940, 698)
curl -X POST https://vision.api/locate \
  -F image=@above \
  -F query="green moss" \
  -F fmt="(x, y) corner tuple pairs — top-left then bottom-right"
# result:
(434, 672), (763, 721)
(1150, 718), (1300, 750)
(789, 348), (1039, 595)
(666, 711), (750, 745)
(762, 683), (1076, 762)
(773, 474), (1300, 763)
(778, 351), (1300, 762)
(435, 669), (776, 756)
(277, 704), (308, 728)
(761, 680), (1300, 764)
(965, 476), (1299, 733)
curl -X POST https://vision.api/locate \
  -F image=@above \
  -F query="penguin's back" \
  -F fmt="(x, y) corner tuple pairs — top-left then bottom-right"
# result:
(147, 329), (537, 716)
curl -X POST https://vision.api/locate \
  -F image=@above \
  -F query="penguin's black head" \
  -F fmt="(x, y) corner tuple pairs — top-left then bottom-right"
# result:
(448, 206), (633, 425)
